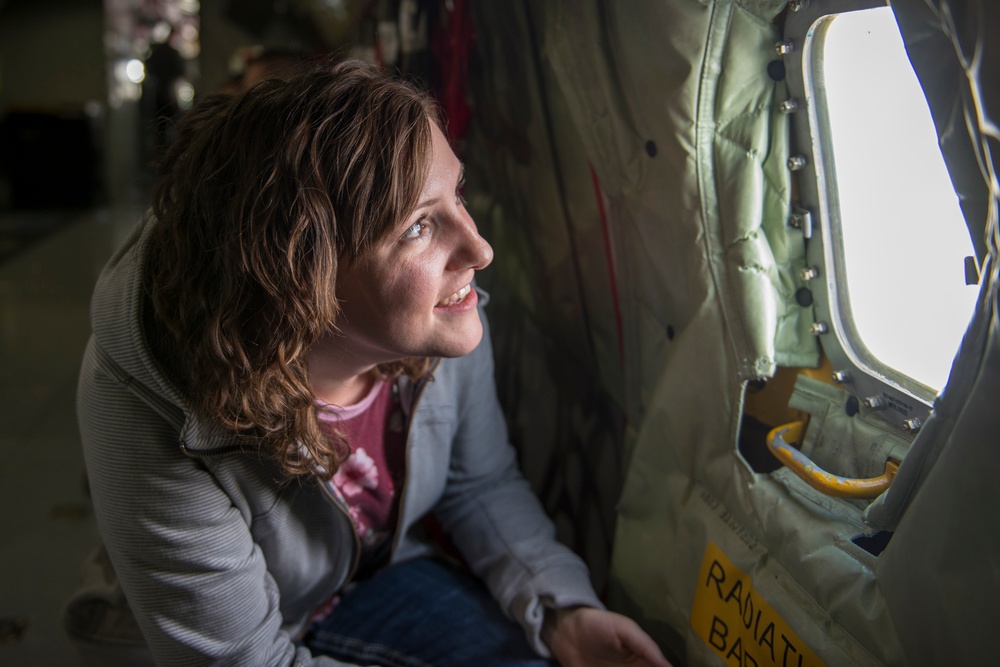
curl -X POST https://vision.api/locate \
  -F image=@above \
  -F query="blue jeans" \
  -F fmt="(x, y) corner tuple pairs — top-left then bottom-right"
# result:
(302, 557), (556, 667)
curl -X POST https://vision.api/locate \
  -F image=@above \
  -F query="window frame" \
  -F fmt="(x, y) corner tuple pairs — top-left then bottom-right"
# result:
(783, 0), (939, 432)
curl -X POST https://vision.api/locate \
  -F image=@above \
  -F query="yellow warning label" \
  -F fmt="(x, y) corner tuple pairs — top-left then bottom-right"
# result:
(691, 542), (826, 667)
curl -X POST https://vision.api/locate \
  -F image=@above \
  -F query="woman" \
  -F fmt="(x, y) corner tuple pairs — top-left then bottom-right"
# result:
(64, 59), (669, 667)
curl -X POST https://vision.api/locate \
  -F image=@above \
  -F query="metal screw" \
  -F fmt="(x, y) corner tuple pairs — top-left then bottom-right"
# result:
(863, 395), (888, 410)
(800, 265), (819, 281)
(787, 155), (808, 171)
(810, 322), (828, 335)
(901, 418), (922, 433)
(788, 207), (813, 238)
(832, 370), (851, 384)
(779, 98), (802, 114)
(789, 0), (811, 12)
(775, 40), (795, 55)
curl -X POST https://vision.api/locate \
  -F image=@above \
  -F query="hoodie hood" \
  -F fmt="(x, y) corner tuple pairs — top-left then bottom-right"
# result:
(87, 212), (250, 455)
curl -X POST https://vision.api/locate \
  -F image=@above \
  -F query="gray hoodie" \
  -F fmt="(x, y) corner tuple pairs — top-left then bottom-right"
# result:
(63, 213), (602, 666)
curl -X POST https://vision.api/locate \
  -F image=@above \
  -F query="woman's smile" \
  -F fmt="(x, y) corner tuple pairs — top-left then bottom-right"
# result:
(437, 284), (475, 308)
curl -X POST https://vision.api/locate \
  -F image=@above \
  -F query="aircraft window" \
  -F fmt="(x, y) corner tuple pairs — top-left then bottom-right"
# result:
(818, 7), (978, 393)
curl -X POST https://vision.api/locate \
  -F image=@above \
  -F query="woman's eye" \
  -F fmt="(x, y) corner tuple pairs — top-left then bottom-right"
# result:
(402, 219), (427, 239)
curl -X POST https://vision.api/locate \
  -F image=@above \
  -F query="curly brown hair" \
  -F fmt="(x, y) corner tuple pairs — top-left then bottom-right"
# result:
(145, 58), (437, 479)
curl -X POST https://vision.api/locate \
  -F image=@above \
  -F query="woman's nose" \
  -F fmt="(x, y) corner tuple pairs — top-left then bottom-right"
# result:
(451, 215), (494, 271)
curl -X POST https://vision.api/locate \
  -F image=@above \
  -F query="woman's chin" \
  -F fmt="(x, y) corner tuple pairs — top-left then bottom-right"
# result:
(431, 324), (484, 359)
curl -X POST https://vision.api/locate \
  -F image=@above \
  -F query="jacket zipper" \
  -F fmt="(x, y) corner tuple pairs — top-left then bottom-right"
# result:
(93, 342), (247, 458)
(318, 479), (363, 589)
(93, 342), (185, 429)
(388, 362), (438, 558)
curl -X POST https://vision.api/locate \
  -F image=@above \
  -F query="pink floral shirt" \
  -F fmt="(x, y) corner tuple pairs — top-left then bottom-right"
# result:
(315, 379), (407, 566)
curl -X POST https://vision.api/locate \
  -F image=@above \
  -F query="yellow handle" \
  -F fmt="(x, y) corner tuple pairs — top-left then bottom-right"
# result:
(766, 421), (899, 499)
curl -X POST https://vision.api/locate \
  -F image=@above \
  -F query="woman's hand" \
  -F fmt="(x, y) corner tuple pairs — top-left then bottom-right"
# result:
(545, 607), (673, 667)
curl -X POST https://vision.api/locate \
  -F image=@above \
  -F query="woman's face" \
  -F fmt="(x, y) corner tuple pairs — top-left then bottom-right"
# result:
(331, 121), (494, 369)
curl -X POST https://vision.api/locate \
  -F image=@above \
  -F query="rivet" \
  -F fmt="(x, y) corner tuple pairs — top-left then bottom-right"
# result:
(845, 395), (860, 417)
(767, 60), (786, 81)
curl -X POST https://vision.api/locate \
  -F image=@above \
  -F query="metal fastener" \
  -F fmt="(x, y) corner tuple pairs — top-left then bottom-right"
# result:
(800, 265), (819, 281)
(810, 322), (828, 335)
(775, 40), (795, 55)
(787, 155), (808, 171)
(863, 395), (888, 410)
(901, 418), (922, 433)
(789, 206), (813, 238)
(779, 98), (802, 114)
(832, 370), (851, 384)
(789, 0), (811, 12)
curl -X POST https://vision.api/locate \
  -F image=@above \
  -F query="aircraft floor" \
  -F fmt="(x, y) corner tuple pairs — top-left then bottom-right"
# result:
(0, 206), (137, 666)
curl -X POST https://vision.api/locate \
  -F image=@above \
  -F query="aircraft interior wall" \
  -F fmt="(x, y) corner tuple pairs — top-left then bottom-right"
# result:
(463, 1), (1000, 665)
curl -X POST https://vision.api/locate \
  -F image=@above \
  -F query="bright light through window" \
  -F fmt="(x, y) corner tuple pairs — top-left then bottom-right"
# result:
(823, 7), (979, 392)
